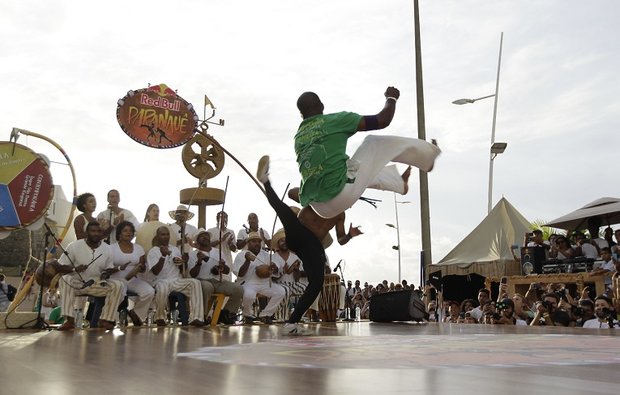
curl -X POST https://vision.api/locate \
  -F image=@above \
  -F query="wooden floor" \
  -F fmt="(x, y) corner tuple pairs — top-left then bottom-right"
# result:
(1, 321), (619, 394)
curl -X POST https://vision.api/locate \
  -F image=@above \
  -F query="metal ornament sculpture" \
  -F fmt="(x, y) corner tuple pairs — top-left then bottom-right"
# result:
(182, 133), (225, 184)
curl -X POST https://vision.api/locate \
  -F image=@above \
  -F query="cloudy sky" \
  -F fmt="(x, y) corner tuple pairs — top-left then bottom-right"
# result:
(1, 0), (618, 285)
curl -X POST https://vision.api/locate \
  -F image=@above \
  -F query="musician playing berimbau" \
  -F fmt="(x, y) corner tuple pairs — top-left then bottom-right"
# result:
(145, 226), (205, 327)
(233, 232), (285, 324)
(188, 229), (243, 325)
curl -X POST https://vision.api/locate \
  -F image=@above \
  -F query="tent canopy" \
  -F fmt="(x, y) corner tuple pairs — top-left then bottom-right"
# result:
(544, 197), (620, 230)
(432, 197), (531, 278)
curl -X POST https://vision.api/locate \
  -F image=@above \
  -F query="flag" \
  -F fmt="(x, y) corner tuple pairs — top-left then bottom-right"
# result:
(204, 94), (214, 108)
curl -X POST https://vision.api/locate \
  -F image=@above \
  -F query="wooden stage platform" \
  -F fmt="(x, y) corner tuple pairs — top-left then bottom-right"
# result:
(1, 322), (619, 394)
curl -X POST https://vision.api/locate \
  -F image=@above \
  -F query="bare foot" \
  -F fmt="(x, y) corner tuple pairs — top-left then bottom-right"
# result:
(402, 166), (412, 194)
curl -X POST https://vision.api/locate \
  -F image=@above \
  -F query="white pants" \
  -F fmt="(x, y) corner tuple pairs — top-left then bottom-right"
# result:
(59, 275), (124, 322)
(310, 135), (441, 218)
(125, 277), (155, 320)
(241, 282), (286, 318)
(153, 278), (204, 322)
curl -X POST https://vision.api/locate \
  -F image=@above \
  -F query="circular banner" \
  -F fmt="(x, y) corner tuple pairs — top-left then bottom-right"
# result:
(0, 142), (54, 230)
(116, 84), (199, 149)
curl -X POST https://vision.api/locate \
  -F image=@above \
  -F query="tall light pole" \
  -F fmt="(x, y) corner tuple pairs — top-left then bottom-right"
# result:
(453, 32), (507, 214)
(386, 194), (411, 283)
(413, 0), (432, 282)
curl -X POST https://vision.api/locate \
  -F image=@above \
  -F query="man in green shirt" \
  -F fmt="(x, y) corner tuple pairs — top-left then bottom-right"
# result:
(254, 88), (439, 334)
(295, 86), (440, 219)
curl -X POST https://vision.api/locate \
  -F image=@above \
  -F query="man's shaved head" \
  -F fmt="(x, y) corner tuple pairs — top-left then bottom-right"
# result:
(297, 92), (324, 119)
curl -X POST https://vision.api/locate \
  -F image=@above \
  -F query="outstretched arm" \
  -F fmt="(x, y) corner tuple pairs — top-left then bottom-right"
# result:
(336, 213), (363, 245)
(357, 86), (400, 131)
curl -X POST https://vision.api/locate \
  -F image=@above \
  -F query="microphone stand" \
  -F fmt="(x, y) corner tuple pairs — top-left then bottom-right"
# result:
(179, 217), (188, 278)
(219, 176), (230, 282)
(334, 260), (353, 321)
(33, 228), (52, 330)
(105, 206), (113, 244)
(43, 223), (93, 289)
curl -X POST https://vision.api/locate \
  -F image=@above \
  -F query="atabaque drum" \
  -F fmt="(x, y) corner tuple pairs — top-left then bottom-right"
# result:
(34, 259), (64, 289)
(318, 274), (340, 322)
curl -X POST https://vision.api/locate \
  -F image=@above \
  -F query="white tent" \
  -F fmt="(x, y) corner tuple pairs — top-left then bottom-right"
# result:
(432, 197), (531, 278)
(545, 197), (620, 230)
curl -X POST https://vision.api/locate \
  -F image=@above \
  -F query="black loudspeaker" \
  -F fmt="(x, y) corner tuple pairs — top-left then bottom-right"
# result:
(429, 270), (442, 289)
(521, 246), (546, 274)
(369, 290), (428, 322)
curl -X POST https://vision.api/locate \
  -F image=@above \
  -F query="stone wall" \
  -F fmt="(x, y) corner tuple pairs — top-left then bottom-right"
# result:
(0, 227), (47, 276)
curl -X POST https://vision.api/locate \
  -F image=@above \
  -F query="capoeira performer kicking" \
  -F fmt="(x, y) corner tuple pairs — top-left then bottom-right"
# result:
(256, 86), (440, 334)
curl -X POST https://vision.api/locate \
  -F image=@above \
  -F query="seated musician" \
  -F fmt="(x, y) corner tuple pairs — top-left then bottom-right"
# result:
(233, 232), (285, 324)
(145, 226), (205, 326)
(270, 229), (307, 321)
(187, 229), (243, 325)
(57, 222), (125, 330)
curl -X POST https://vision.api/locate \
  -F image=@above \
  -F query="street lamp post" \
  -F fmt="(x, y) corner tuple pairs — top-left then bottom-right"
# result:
(452, 32), (506, 214)
(386, 194), (411, 283)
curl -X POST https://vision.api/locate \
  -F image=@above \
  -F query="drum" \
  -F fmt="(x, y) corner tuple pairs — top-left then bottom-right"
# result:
(34, 260), (63, 289)
(318, 274), (340, 322)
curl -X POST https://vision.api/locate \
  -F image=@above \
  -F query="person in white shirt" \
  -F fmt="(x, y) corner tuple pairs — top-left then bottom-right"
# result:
(591, 247), (617, 291)
(469, 288), (491, 322)
(233, 232), (285, 324)
(236, 213), (271, 251)
(582, 295), (619, 329)
(550, 236), (575, 260)
(168, 204), (198, 254)
(575, 233), (599, 259)
(57, 222), (125, 330)
(206, 211), (237, 282)
(270, 229), (307, 321)
(187, 229), (243, 325)
(146, 226), (204, 327)
(588, 218), (609, 251)
(110, 221), (155, 326)
(97, 189), (140, 244)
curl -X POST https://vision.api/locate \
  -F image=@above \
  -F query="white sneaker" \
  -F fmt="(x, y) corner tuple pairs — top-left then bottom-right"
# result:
(256, 155), (270, 183)
(282, 322), (313, 336)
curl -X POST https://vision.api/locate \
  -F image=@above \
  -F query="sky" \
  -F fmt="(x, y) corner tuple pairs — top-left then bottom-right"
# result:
(1, 0), (618, 286)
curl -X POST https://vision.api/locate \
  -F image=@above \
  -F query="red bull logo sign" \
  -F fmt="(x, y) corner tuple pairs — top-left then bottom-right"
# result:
(116, 84), (198, 148)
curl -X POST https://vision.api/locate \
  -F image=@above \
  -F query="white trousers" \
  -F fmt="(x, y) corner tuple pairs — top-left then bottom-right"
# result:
(241, 282), (286, 318)
(125, 277), (155, 320)
(59, 275), (124, 322)
(310, 135), (441, 218)
(153, 278), (204, 321)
